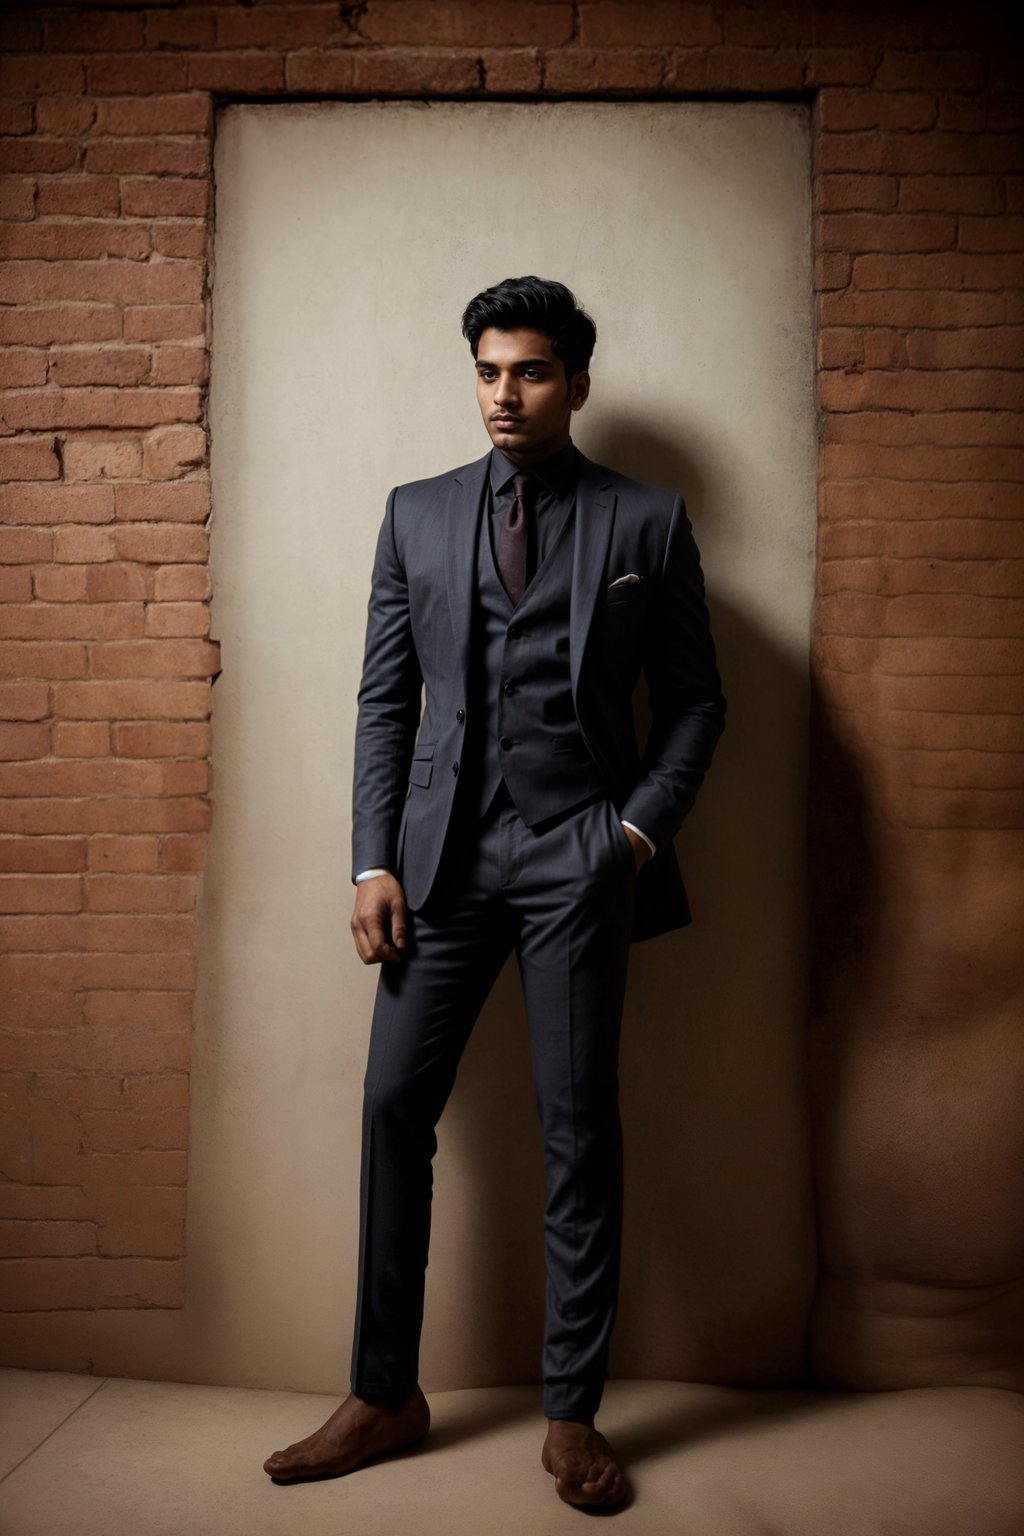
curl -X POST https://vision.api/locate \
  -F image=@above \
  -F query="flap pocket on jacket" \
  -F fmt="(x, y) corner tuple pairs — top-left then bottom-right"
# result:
(408, 741), (435, 788)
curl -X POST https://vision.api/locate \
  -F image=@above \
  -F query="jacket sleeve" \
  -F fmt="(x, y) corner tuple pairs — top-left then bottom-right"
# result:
(351, 486), (423, 881)
(619, 494), (726, 851)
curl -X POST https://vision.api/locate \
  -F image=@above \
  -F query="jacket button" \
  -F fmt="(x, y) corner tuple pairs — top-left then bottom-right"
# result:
(508, 625), (520, 638)
(502, 681), (514, 695)
(452, 761), (459, 775)
(456, 708), (465, 723)
(500, 736), (513, 750)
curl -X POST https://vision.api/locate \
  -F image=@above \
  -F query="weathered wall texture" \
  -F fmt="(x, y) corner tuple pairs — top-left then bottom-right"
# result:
(0, 0), (1020, 1395)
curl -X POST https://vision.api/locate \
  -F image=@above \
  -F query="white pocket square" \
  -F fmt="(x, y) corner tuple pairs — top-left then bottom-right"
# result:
(607, 572), (642, 589)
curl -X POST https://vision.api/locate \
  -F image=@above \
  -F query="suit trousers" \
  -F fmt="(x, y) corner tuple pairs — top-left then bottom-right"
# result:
(349, 776), (638, 1421)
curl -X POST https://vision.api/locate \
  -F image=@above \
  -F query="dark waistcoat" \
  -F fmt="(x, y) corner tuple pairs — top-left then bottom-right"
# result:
(459, 490), (607, 824)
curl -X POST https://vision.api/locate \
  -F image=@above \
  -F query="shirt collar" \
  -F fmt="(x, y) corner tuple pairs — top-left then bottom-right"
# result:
(489, 436), (578, 499)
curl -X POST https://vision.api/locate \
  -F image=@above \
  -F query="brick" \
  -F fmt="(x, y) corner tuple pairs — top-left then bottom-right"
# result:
(0, 876), (82, 914)
(54, 722), (110, 758)
(350, 50), (482, 94)
(152, 219), (207, 256)
(87, 638), (219, 679)
(2, 350), (47, 387)
(34, 177), (120, 219)
(83, 138), (209, 178)
(874, 50), (986, 92)
(2, 387), (203, 434)
(121, 178), (210, 218)
(0, 1023), (192, 1074)
(826, 409), (1024, 449)
(0, 1255), (184, 1310)
(144, 603), (210, 639)
(277, 46), (352, 90)
(0, 484), (115, 525)
(0, 177), (35, 221)
(80, 1107), (189, 1153)
(0, 308), (121, 350)
(664, 45), (805, 92)
(480, 49), (543, 93)
(160, 835), (206, 872)
(906, 328), (1024, 370)
(822, 443), (1024, 485)
(817, 88), (937, 134)
(0, 568), (33, 601)
(0, 55), (83, 98)
(0, 684), (49, 722)
(0, 1221), (96, 1258)
(62, 442), (145, 482)
(803, 47), (877, 88)
(31, 566), (86, 604)
(1, 262), (202, 308)
(0, 139), (80, 176)
(959, 216), (1024, 253)
(112, 525), (209, 563)
(0, 526), (53, 565)
(898, 175), (1004, 215)
(0, 913), (197, 954)
(820, 369), (1024, 414)
(123, 306), (206, 343)
(151, 344), (208, 386)
(1, 222), (151, 262)
(113, 722), (210, 758)
(546, 48), (666, 93)
(364, 0), (572, 46)
(52, 681), (210, 720)
(86, 54), (187, 96)
(85, 875), (197, 913)
(820, 289), (1024, 328)
(0, 440), (60, 485)
(815, 251), (853, 291)
(0, 723), (50, 761)
(816, 211), (956, 253)
(51, 525), (118, 563)
(580, 1), (720, 47)
(820, 481), (1024, 525)
(0, 1185), (90, 1221)
(0, 839), (87, 875)
(113, 483), (209, 523)
(186, 51), (286, 93)
(0, 643), (88, 681)
(141, 425), (207, 480)
(0, 759), (194, 800)
(153, 565), (211, 602)
(0, 603), (145, 642)
(93, 94), (212, 137)
(43, 9), (144, 51)
(215, 4), (356, 49)
(87, 836), (160, 873)
(51, 348), (151, 388)
(82, 990), (194, 1031)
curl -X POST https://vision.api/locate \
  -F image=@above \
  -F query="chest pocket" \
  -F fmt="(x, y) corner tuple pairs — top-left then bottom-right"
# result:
(408, 741), (435, 788)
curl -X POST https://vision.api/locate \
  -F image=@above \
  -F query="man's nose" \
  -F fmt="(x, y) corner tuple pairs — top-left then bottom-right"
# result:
(494, 375), (519, 405)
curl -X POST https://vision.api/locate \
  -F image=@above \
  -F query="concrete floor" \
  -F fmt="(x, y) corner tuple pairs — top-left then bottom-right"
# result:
(1, 1368), (1023, 1535)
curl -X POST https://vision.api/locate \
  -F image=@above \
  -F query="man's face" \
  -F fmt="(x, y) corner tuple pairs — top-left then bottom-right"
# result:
(474, 326), (590, 466)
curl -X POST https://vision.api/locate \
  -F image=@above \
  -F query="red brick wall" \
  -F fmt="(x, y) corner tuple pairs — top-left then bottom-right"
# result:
(1, 1), (1019, 1377)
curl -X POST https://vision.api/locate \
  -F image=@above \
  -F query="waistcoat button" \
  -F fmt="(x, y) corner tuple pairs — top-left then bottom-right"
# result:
(499, 736), (513, 750)
(456, 708), (465, 722)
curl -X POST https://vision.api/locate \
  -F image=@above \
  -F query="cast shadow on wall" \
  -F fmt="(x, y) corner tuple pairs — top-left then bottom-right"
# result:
(425, 421), (823, 1402)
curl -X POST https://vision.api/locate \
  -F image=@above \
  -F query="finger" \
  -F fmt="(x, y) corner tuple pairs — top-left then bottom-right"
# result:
(390, 895), (407, 949)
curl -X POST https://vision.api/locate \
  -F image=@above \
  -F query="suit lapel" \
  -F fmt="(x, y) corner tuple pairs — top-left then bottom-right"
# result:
(569, 452), (616, 706)
(444, 451), (489, 687)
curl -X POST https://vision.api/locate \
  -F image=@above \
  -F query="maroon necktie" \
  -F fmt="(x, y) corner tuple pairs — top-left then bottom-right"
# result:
(498, 471), (535, 606)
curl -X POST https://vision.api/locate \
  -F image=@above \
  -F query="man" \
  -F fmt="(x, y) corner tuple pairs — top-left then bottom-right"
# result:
(263, 276), (725, 1508)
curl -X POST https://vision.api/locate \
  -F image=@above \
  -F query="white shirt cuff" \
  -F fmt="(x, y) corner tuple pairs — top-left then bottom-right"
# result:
(620, 820), (656, 857)
(354, 867), (390, 882)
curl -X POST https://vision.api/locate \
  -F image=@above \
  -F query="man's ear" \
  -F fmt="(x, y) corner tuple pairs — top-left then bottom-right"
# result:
(570, 370), (591, 411)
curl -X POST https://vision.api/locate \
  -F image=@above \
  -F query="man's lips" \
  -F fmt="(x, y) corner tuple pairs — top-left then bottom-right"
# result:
(491, 416), (522, 427)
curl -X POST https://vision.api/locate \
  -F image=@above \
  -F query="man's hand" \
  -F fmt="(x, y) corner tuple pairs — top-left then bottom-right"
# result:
(351, 872), (408, 964)
(621, 824), (653, 874)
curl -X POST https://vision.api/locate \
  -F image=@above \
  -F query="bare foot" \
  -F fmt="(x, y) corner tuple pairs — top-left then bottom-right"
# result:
(263, 1386), (430, 1483)
(542, 1416), (626, 1508)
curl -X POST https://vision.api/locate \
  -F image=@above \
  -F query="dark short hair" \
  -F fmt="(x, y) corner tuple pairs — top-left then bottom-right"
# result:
(461, 276), (597, 380)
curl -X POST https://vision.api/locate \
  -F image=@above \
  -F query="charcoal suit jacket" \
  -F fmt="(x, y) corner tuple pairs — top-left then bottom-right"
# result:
(351, 447), (726, 944)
